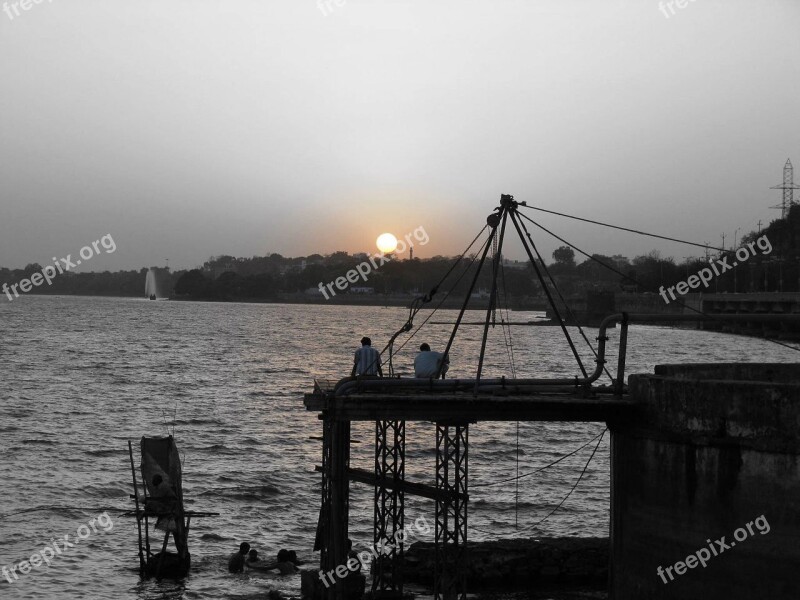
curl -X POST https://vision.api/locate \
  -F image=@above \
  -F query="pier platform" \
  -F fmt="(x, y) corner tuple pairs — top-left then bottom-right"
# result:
(304, 376), (634, 600)
(304, 314), (800, 600)
(304, 381), (634, 423)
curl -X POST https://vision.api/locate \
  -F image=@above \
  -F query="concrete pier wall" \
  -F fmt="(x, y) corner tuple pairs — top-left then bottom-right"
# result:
(611, 363), (800, 600)
(696, 293), (800, 339)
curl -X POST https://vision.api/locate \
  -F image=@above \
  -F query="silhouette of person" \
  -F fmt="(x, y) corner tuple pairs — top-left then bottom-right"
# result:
(414, 343), (449, 378)
(228, 542), (251, 573)
(351, 337), (383, 377)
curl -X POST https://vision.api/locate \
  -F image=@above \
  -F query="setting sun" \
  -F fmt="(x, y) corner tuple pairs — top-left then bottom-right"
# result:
(376, 233), (398, 254)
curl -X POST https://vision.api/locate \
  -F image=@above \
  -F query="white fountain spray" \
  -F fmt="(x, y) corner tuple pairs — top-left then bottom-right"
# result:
(145, 268), (159, 299)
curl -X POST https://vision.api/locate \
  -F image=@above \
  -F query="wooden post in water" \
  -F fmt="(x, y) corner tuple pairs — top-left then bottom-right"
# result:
(128, 440), (146, 577)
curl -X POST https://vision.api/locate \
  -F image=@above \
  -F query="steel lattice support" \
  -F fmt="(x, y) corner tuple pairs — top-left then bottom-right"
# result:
(434, 422), (468, 600)
(372, 420), (406, 598)
(770, 159), (800, 218)
(319, 414), (351, 600)
(319, 416), (333, 573)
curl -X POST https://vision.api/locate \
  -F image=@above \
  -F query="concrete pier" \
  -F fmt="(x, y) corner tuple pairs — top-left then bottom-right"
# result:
(611, 363), (800, 599)
(305, 378), (634, 600)
(694, 293), (800, 339)
(305, 355), (800, 600)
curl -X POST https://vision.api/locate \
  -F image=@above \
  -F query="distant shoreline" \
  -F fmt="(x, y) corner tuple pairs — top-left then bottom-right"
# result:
(11, 291), (547, 311)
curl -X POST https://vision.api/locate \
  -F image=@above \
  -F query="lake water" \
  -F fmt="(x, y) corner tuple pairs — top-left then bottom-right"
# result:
(0, 296), (795, 600)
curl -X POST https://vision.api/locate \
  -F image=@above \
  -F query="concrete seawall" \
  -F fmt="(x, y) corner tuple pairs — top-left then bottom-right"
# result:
(611, 363), (800, 599)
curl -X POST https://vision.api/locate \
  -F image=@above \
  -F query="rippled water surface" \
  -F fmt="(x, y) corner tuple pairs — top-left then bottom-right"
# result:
(0, 296), (795, 599)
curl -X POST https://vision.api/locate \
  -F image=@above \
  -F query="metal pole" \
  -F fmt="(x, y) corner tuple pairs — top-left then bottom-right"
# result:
(615, 314), (629, 396)
(437, 214), (499, 378)
(509, 210), (589, 378)
(475, 206), (509, 387)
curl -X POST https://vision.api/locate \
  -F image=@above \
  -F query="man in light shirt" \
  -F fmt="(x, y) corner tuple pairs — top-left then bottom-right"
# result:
(414, 343), (449, 379)
(351, 336), (383, 377)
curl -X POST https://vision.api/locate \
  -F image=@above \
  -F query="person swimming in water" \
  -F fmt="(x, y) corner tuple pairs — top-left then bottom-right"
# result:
(246, 548), (299, 575)
(228, 542), (251, 573)
(272, 549), (299, 574)
(245, 549), (274, 572)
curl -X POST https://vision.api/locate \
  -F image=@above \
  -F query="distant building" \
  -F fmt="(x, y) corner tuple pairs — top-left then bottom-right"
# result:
(503, 259), (529, 270)
(351, 286), (375, 294)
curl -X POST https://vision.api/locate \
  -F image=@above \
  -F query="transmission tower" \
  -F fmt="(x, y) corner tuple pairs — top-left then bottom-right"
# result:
(770, 158), (800, 219)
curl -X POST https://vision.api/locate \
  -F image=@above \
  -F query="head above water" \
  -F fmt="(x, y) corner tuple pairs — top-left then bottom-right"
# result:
(239, 542), (251, 554)
(419, 343), (430, 352)
(277, 548), (290, 562)
(360, 337), (371, 346)
(248, 549), (258, 560)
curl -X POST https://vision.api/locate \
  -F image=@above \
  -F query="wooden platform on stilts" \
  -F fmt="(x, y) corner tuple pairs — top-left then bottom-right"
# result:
(124, 436), (218, 580)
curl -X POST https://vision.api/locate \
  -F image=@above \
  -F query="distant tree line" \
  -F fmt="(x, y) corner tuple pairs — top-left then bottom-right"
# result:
(2, 207), (798, 302)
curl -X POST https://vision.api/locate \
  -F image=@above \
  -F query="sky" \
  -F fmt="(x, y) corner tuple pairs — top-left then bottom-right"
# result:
(1, 0), (799, 272)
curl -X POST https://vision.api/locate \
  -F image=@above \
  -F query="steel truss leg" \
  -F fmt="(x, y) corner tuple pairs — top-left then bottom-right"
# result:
(320, 417), (333, 574)
(320, 415), (351, 600)
(435, 422), (468, 600)
(373, 420), (406, 598)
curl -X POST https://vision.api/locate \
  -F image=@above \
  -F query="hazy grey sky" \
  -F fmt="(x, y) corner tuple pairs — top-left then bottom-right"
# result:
(1, 0), (799, 272)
